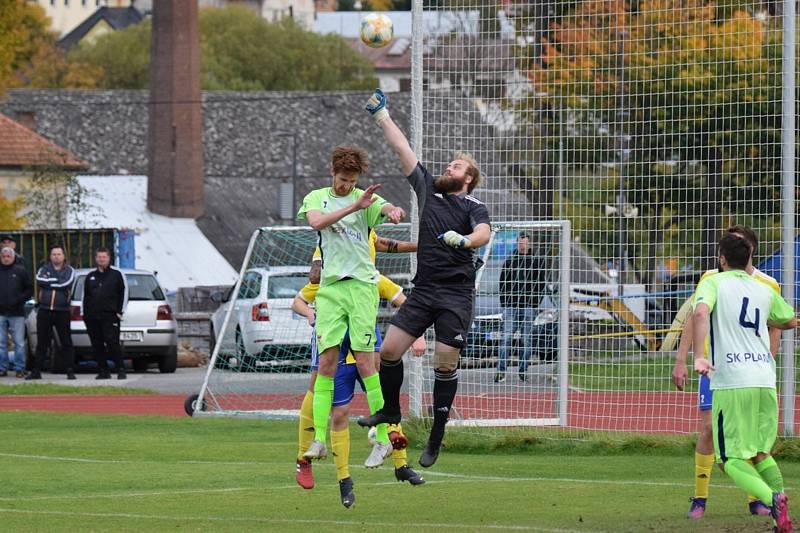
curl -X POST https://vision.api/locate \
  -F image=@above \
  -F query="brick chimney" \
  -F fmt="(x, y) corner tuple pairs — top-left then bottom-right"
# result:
(147, 0), (204, 218)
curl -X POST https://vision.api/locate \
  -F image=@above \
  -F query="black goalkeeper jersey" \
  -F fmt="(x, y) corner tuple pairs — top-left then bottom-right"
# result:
(406, 163), (491, 285)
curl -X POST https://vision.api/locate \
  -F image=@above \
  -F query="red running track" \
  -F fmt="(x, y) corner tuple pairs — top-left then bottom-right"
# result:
(3, 392), (800, 435)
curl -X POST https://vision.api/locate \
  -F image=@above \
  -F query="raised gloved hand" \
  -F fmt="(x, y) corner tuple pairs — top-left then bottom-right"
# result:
(439, 230), (471, 249)
(366, 88), (389, 123)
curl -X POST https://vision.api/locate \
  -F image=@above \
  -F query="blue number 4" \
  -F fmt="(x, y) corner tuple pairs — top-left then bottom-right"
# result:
(739, 297), (761, 337)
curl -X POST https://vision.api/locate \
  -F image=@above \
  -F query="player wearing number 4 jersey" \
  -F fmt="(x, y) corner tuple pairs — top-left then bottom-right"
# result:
(693, 233), (797, 533)
(671, 225), (777, 519)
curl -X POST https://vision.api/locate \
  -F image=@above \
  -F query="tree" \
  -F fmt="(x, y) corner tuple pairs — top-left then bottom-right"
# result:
(0, 193), (26, 230)
(68, 19), (151, 90)
(9, 43), (102, 89)
(522, 0), (782, 285)
(67, 6), (376, 91)
(0, 0), (53, 93)
(21, 163), (103, 230)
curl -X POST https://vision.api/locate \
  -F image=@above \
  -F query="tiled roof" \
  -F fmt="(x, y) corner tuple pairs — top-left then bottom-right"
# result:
(57, 7), (144, 50)
(0, 113), (88, 170)
(349, 38), (411, 71)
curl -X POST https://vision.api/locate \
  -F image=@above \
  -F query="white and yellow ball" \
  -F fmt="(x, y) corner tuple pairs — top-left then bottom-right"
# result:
(360, 13), (394, 49)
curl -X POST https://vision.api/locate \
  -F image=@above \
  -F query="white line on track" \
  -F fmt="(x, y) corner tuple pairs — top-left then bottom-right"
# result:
(0, 508), (587, 532)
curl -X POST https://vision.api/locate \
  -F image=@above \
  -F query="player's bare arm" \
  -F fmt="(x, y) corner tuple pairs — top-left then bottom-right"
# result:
(375, 236), (417, 253)
(692, 303), (713, 376)
(305, 184), (382, 231)
(769, 327), (780, 355)
(672, 315), (693, 391)
(365, 89), (418, 176)
(380, 203), (406, 224)
(291, 293), (315, 326)
(768, 315), (797, 330)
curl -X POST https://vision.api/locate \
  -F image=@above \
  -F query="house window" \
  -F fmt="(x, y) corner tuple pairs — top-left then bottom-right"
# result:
(64, 0), (69, 6)
(399, 78), (411, 92)
(82, 0), (86, 5)
(50, 0), (55, 5)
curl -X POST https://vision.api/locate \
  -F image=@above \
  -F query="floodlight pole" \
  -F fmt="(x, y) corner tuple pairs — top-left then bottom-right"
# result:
(780, 0), (795, 435)
(616, 31), (628, 295)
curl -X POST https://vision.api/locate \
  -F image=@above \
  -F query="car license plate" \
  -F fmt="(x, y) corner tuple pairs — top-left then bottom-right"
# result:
(121, 331), (143, 342)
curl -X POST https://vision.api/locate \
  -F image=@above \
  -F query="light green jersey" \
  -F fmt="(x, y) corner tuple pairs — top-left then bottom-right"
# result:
(297, 187), (386, 286)
(693, 270), (795, 390)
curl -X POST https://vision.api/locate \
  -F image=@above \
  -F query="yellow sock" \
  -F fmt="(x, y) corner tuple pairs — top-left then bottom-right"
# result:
(695, 452), (714, 499)
(390, 423), (407, 469)
(331, 428), (350, 481)
(297, 391), (314, 460)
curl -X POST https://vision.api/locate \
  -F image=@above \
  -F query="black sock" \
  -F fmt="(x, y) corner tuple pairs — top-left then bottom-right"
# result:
(429, 370), (458, 446)
(379, 358), (404, 416)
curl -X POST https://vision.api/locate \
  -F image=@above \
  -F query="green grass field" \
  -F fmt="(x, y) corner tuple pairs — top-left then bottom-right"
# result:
(0, 412), (796, 532)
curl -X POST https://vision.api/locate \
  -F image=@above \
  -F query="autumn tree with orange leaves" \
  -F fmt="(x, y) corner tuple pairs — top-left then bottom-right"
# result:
(517, 0), (782, 281)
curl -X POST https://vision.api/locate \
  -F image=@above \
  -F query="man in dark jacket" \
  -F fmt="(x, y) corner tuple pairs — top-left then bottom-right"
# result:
(1, 235), (26, 269)
(0, 247), (32, 378)
(494, 233), (547, 383)
(27, 244), (76, 380)
(83, 247), (128, 380)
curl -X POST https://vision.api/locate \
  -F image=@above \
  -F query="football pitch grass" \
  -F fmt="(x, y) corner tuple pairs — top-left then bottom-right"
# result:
(0, 411), (795, 532)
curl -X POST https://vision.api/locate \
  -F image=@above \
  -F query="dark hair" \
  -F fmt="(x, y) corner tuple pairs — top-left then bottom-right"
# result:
(49, 244), (65, 255)
(95, 247), (111, 256)
(331, 146), (368, 176)
(518, 232), (531, 240)
(719, 233), (750, 270)
(726, 224), (758, 256)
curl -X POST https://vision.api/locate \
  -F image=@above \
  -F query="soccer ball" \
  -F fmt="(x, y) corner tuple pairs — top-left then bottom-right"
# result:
(360, 13), (393, 49)
(367, 426), (378, 445)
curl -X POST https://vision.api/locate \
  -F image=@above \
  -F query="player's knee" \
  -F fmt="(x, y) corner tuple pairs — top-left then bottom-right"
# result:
(355, 357), (375, 378)
(317, 357), (337, 377)
(433, 351), (459, 372)
(331, 409), (349, 429)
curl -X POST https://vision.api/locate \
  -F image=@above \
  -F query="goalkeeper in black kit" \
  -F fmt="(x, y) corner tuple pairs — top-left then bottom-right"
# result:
(358, 89), (491, 467)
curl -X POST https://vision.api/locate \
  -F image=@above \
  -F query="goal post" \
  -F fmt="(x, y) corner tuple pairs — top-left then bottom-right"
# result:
(407, 220), (571, 428)
(192, 221), (570, 428)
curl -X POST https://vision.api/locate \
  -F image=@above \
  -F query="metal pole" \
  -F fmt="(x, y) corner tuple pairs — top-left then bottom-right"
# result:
(559, 220), (571, 426)
(780, 0), (795, 436)
(408, 0), (424, 419)
(291, 134), (298, 226)
(617, 31), (627, 295)
(558, 104), (564, 219)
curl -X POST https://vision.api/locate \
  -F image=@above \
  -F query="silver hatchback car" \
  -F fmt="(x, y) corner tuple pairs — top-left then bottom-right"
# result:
(26, 268), (178, 373)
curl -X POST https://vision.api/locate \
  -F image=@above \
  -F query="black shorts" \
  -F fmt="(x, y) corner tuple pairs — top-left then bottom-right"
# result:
(390, 282), (474, 349)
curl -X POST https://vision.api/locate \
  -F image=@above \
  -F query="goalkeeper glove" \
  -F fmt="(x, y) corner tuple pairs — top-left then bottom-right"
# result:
(439, 230), (471, 249)
(366, 88), (389, 124)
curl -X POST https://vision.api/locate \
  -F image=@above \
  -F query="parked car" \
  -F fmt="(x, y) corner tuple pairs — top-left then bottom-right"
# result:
(209, 266), (313, 371)
(26, 268), (178, 373)
(462, 258), (618, 366)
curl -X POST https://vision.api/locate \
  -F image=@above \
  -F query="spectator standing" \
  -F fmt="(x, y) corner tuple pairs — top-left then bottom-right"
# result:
(494, 232), (547, 383)
(83, 248), (128, 380)
(0, 248), (32, 378)
(0, 235), (26, 268)
(28, 245), (76, 380)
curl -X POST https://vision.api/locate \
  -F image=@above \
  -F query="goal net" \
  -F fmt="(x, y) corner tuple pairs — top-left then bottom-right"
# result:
(194, 224), (413, 418)
(408, 221), (570, 427)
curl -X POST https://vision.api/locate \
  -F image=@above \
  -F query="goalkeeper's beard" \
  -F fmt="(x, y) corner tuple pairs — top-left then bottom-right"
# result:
(434, 174), (466, 194)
